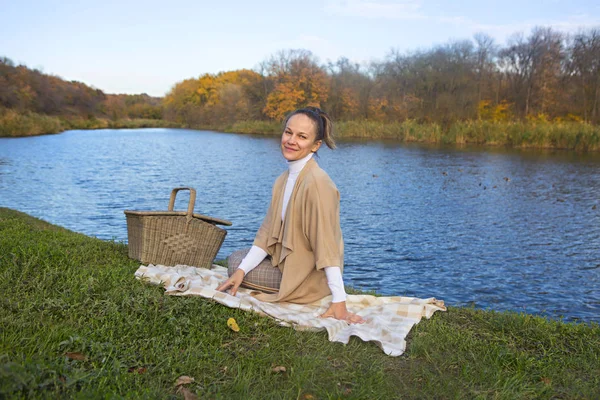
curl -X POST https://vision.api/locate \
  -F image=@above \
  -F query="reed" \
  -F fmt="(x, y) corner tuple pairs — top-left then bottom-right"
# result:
(224, 120), (281, 135)
(0, 109), (182, 137)
(335, 119), (443, 142)
(448, 120), (600, 150)
(224, 119), (600, 151)
(2, 109), (599, 151)
(0, 109), (63, 137)
(105, 118), (181, 129)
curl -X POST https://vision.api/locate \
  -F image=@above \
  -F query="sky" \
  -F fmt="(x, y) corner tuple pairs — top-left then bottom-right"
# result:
(1, 0), (599, 97)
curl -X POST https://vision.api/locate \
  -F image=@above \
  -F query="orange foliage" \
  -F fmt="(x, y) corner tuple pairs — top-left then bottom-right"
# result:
(478, 100), (513, 122)
(263, 82), (306, 120)
(163, 69), (264, 125)
(263, 51), (329, 120)
(338, 88), (359, 117)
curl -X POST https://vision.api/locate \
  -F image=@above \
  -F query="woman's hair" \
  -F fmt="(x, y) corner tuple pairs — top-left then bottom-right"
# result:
(284, 106), (336, 150)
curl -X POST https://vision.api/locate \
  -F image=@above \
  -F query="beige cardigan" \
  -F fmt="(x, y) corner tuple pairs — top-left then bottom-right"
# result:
(252, 157), (344, 304)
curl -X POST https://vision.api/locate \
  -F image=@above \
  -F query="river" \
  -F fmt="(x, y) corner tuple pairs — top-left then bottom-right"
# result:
(1, 128), (599, 323)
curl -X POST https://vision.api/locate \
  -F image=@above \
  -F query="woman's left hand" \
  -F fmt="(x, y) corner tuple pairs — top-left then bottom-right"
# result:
(216, 269), (245, 296)
(319, 301), (365, 324)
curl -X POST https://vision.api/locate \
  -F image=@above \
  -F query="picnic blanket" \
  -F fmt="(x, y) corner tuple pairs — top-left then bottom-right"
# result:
(134, 264), (446, 356)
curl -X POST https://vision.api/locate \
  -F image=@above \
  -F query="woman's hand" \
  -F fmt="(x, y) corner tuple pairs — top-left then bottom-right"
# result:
(216, 269), (245, 296)
(320, 301), (365, 324)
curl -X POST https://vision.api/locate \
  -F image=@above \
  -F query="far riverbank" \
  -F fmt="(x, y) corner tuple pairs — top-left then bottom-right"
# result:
(0, 109), (180, 138)
(2, 109), (599, 151)
(220, 119), (600, 152)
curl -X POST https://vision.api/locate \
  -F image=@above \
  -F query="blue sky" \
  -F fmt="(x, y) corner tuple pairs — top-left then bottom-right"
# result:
(1, 0), (599, 97)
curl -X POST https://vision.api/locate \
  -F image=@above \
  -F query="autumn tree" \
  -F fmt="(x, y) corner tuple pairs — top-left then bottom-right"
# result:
(567, 28), (600, 122)
(5, 24), (600, 128)
(163, 69), (264, 126)
(473, 33), (498, 119)
(499, 27), (564, 119)
(262, 50), (329, 120)
(325, 57), (371, 120)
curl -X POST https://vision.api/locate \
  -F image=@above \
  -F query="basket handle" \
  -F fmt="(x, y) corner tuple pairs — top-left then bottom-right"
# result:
(168, 187), (197, 219)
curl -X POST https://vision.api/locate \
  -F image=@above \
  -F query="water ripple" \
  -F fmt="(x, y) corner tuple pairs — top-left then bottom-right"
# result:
(1, 129), (600, 323)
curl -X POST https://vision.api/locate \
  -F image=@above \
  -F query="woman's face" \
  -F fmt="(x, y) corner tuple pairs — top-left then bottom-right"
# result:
(281, 114), (322, 161)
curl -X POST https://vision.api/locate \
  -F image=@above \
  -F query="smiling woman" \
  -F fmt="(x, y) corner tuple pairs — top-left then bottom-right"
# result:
(281, 108), (336, 160)
(281, 114), (322, 160)
(217, 106), (364, 324)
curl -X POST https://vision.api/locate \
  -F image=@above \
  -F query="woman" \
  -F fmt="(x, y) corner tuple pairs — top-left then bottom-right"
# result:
(217, 107), (364, 324)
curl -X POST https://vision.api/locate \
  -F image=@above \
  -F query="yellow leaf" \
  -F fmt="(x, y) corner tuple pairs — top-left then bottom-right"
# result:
(64, 352), (87, 361)
(227, 317), (240, 332)
(175, 375), (195, 386)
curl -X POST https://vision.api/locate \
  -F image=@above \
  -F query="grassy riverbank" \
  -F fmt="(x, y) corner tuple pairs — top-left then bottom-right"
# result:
(0, 109), (181, 137)
(224, 119), (600, 151)
(1, 207), (598, 399)
(2, 109), (599, 151)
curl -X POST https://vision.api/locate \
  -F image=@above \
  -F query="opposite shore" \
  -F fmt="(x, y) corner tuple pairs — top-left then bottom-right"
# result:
(1, 109), (600, 152)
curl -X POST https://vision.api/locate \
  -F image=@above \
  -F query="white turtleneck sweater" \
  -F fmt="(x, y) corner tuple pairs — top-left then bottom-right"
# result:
(238, 152), (347, 303)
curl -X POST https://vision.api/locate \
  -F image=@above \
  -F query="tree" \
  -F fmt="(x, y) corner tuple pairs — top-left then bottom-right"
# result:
(473, 33), (498, 119)
(500, 27), (564, 119)
(262, 50), (329, 120)
(567, 28), (600, 122)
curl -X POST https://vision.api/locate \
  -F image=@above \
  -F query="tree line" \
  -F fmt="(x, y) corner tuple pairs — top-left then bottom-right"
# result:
(164, 26), (600, 127)
(0, 57), (163, 120)
(2, 25), (600, 129)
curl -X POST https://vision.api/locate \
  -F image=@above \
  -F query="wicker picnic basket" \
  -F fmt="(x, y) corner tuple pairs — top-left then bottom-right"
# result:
(124, 187), (232, 269)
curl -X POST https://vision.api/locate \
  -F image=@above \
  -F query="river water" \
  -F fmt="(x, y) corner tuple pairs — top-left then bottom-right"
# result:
(1, 128), (599, 323)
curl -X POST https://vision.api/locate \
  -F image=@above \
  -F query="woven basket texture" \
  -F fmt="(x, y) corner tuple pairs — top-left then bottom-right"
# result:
(125, 187), (231, 269)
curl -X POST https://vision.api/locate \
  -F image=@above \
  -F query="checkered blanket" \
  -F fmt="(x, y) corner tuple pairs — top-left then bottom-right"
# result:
(134, 264), (446, 356)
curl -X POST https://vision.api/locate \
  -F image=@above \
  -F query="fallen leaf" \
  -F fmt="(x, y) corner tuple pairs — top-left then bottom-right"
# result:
(302, 394), (315, 399)
(227, 317), (240, 332)
(271, 365), (286, 373)
(64, 352), (86, 361)
(175, 375), (195, 386)
(176, 386), (199, 400)
(541, 377), (551, 385)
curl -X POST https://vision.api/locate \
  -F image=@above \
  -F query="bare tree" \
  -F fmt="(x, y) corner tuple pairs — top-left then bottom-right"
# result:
(473, 33), (498, 119)
(568, 28), (600, 122)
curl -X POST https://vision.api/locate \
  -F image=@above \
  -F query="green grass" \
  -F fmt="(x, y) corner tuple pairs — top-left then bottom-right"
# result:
(0, 109), (181, 137)
(222, 120), (282, 135)
(0, 110), (64, 136)
(0, 207), (599, 399)
(221, 119), (600, 151)
(2, 108), (599, 151)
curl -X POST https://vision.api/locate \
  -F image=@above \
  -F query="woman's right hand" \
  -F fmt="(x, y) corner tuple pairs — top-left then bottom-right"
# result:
(216, 269), (245, 296)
